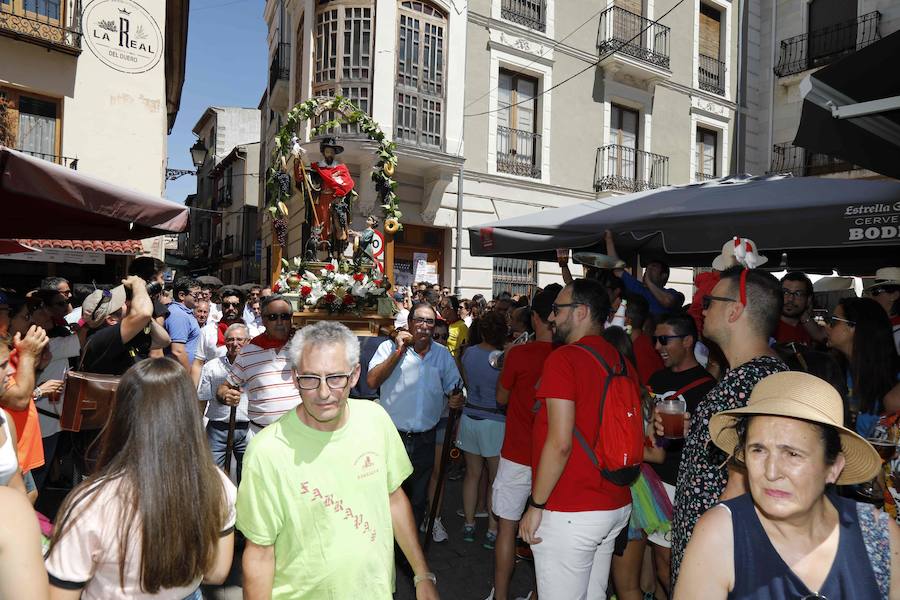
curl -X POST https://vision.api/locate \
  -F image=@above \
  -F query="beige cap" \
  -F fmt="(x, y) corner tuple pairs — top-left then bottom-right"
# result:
(81, 285), (127, 328)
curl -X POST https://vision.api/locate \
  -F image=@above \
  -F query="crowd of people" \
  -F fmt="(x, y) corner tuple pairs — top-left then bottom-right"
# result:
(0, 247), (898, 599)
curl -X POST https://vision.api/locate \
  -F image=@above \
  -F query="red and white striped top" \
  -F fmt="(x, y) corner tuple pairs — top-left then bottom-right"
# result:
(225, 342), (300, 426)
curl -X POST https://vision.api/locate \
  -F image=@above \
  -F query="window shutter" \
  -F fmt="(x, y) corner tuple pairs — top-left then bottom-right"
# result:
(614, 0), (642, 16)
(699, 5), (721, 59)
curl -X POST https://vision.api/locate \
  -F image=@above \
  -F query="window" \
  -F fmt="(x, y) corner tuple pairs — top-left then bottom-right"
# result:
(492, 258), (537, 299)
(808, 0), (857, 66)
(496, 70), (540, 178)
(294, 15), (305, 104)
(608, 104), (639, 179)
(697, 4), (725, 95)
(501, 0), (546, 32)
(18, 0), (61, 21)
(1, 88), (60, 161)
(314, 3), (373, 135)
(696, 127), (717, 180)
(395, 1), (447, 148)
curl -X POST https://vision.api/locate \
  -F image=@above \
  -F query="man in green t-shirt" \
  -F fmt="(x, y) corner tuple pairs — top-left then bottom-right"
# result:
(237, 321), (440, 599)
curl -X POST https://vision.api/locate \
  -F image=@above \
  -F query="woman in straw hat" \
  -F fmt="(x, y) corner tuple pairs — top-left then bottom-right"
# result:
(675, 371), (898, 600)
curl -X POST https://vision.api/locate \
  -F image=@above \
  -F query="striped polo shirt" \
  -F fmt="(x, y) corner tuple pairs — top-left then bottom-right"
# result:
(225, 338), (301, 426)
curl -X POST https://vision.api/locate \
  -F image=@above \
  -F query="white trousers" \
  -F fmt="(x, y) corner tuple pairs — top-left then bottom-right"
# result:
(530, 505), (631, 600)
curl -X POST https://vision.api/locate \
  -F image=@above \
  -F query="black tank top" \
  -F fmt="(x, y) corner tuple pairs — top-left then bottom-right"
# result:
(723, 492), (882, 600)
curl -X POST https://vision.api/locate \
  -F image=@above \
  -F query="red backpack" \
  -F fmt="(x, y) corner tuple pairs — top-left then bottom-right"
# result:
(572, 343), (644, 486)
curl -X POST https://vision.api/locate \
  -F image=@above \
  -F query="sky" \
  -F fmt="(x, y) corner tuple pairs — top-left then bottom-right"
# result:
(164, 0), (267, 203)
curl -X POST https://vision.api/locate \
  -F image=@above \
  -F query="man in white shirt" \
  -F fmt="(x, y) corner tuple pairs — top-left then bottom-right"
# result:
(192, 287), (247, 386)
(198, 322), (251, 482)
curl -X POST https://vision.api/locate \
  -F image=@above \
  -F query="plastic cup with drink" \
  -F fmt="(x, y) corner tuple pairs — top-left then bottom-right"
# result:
(658, 394), (688, 439)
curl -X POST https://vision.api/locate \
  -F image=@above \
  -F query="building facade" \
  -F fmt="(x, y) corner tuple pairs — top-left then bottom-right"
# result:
(742, 0), (900, 179)
(187, 106), (261, 284)
(0, 0), (188, 285)
(259, 0), (742, 298)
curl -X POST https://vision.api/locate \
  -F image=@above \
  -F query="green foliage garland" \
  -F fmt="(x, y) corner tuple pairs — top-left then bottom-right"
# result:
(265, 95), (402, 231)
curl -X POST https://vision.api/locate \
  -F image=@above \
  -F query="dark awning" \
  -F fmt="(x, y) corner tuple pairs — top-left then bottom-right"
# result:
(467, 175), (900, 275)
(794, 30), (900, 179)
(0, 146), (189, 240)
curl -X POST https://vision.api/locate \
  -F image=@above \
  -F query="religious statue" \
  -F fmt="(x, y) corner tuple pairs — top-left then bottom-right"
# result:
(353, 215), (379, 269)
(300, 137), (355, 261)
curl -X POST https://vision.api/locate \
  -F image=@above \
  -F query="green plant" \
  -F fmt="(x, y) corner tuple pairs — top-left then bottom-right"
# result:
(0, 98), (15, 148)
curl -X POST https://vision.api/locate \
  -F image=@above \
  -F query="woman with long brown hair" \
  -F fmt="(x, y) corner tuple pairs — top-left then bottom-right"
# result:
(45, 358), (236, 599)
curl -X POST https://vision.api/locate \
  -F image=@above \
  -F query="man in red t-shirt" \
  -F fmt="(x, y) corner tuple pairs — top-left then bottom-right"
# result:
(775, 272), (826, 346)
(625, 294), (664, 386)
(520, 279), (636, 599)
(489, 288), (556, 600)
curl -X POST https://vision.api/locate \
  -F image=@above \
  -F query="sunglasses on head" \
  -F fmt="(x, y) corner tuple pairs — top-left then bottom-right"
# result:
(652, 334), (689, 346)
(827, 315), (855, 327)
(264, 312), (292, 322)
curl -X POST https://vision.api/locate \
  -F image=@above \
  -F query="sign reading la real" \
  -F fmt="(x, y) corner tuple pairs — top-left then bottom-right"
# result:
(83, 0), (163, 74)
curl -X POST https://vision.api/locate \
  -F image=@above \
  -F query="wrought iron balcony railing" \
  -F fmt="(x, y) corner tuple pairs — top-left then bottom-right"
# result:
(501, 0), (546, 33)
(18, 149), (78, 169)
(597, 6), (670, 70)
(497, 126), (541, 179)
(268, 42), (291, 92)
(774, 11), (880, 77)
(594, 145), (669, 192)
(769, 142), (856, 177)
(695, 171), (718, 182)
(698, 53), (726, 95)
(0, 0), (81, 54)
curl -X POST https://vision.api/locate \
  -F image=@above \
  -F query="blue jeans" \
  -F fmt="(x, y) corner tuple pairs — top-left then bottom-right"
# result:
(206, 421), (249, 484)
(399, 428), (436, 527)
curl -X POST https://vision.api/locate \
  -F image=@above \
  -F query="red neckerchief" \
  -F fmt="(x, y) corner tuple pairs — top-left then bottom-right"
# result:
(216, 319), (245, 347)
(250, 333), (288, 351)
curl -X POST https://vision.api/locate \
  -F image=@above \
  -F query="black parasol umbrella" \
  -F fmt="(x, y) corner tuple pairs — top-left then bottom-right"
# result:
(468, 175), (900, 274)
(196, 275), (224, 287)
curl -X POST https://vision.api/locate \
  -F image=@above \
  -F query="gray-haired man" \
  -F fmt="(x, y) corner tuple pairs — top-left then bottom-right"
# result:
(237, 321), (439, 600)
(198, 322), (251, 482)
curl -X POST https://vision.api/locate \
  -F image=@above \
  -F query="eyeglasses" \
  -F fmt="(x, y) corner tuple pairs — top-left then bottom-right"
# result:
(701, 295), (738, 310)
(295, 373), (352, 390)
(652, 334), (689, 346)
(551, 302), (583, 316)
(827, 315), (856, 327)
(224, 337), (248, 344)
(221, 301), (240, 308)
(187, 292), (200, 299)
(412, 316), (436, 325)
(264, 312), (293, 321)
(782, 289), (808, 299)
(869, 286), (888, 296)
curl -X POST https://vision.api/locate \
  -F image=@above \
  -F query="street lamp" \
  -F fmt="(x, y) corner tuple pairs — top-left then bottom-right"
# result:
(190, 139), (208, 168)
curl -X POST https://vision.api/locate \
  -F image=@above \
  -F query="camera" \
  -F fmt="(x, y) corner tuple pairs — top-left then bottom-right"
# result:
(146, 281), (163, 297)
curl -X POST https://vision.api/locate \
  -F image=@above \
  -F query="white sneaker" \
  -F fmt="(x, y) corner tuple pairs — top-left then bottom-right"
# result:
(432, 517), (449, 543)
(515, 593), (533, 600)
(483, 588), (495, 600)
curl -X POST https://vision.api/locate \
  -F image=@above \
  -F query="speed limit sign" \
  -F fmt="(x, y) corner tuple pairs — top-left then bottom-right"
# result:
(368, 229), (385, 273)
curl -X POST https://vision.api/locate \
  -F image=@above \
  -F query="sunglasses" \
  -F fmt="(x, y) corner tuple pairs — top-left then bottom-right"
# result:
(221, 301), (241, 308)
(264, 312), (293, 321)
(296, 373), (352, 390)
(782, 289), (808, 299)
(869, 286), (889, 296)
(412, 316), (436, 325)
(701, 295), (738, 310)
(551, 302), (583, 316)
(652, 334), (689, 346)
(827, 315), (855, 327)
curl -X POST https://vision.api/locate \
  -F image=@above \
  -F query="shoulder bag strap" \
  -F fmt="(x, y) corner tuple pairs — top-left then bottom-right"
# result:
(673, 376), (715, 399)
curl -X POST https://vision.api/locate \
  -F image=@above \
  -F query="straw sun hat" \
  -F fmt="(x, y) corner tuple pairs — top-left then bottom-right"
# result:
(708, 371), (882, 485)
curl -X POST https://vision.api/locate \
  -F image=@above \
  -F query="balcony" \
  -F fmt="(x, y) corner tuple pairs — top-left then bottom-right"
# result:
(774, 11), (880, 78)
(17, 148), (78, 169)
(0, 0), (81, 55)
(698, 53), (726, 95)
(597, 6), (670, 77)
(223, 235), (234, 257)
(496, 126), (541, 179)
(594, 145), (669, 192)
(501, 0), (546, 33)
(694, 171), (718, 182)
(268, 42), (290, 111)
(769, 142), (857, 177)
